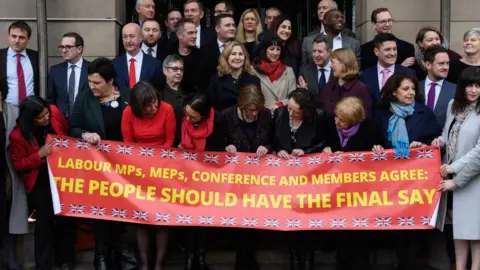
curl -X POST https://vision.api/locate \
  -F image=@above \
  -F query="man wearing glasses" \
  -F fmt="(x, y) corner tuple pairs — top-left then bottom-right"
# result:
(47, 32), (90, 119)
(360, 8), (415, 69)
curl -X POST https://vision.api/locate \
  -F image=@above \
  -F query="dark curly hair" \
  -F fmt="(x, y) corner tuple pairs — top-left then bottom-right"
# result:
(288, 88), (316, 119)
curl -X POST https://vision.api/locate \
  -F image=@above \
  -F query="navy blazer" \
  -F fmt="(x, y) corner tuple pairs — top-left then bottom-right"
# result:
(419, 79), (456, 129)
(360, 65), (415, 113)
(0, 48), (39, 99)
(47, 59), (90, 117)
(112, 53), (162, 89)
(360, 38), (415, 69)
(374, 101), (442, 149)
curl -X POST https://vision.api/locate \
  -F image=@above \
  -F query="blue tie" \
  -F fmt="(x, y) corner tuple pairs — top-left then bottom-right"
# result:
(68, 65), (76, 117)
(318, 68), (327, 94)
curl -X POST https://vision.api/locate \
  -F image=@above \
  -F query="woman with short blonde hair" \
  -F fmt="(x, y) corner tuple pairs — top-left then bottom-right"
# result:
(236, 8), (263, 60)
(330, 48), (360, 80)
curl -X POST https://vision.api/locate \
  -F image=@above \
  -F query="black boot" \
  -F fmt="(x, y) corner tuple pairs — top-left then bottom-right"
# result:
(93, 221), (109, 270)
(184, 250), (195, 270)
(197, 248), (210, 270)
(290, 249), (302, 270)
(94, 255), (108, 270)
(303, 250), (314, 270)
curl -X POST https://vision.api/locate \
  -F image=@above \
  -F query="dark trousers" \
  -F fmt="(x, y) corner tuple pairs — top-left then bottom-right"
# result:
(28, 175), (55, 270)
(234, 229), (259, 270)
(55, 216), (77, 265)
(395, 230), (424, 270)
(336, 231), (371, 270)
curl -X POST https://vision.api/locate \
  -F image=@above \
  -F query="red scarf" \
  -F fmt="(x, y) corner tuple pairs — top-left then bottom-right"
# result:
(180, 108), (215, 151)
(256, 60), (286, 82)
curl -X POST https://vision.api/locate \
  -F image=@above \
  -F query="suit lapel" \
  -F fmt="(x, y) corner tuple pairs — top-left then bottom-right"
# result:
(79, 60), (89, 91)
(87, 94), (105, 136)
(307, 64), (319, 95)
(140, 53), (148, 81)
(419, 80), (426, 101)
(1, 49), (8, 93)
(118, 54), (129, 86)
(435, 83), (452, 114)
(372, 68), (381, 100)
(62, 62), (69, 94)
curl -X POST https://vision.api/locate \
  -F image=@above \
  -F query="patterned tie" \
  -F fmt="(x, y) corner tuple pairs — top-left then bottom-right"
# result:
(427, 82), (437, 110)
(381, 69), (390, 89)
(129, 58), (136, 88)
(17, 54), (27, 104)
(318, 68), (326, 94)
(68, 65), (76, 117)
(147, 47), (153, 56)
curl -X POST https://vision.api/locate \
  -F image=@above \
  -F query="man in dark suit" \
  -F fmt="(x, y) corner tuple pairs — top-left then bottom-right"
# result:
(360, 8), (415, 69)
(309, 0), (355, 38)
(165, 8), (183, 40)
(141, 19), (169, 63)
(204, 0), (235, 41)
(360, 33), (415, 113)
(118, 0), (156, 55)
(200, 14), (236, 89)
(299, 35), (333, 101)
(48, 32), (90, 120)
(419, 46), (455, 129)
(113, 23), (162, 89)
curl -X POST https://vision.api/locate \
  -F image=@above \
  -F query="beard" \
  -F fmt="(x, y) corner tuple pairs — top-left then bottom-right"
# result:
(143, 38), (158, 47)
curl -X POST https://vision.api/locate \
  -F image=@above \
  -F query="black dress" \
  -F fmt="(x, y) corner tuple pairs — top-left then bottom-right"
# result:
(446, 58), (478, 84)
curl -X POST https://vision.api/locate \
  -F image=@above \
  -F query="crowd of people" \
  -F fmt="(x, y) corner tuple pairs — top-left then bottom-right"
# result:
(1, 0), (480, 269)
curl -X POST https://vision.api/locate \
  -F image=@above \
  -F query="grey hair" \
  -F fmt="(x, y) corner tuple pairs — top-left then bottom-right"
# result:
(319, 0), (338, 9)
(174, 18), (195, 34)
(464, 28), (480, 40)
(162, 54), (184, 68)
(136, 0), (143, 8)
(312, 34), (332, 51)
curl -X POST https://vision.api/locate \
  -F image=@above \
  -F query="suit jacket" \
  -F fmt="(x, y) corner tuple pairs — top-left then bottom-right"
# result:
(299, 63), (334, 101)
(0, 48), (39, 99)
(168, 25), (216, 48)
(308, 25), (356, 38)
(419, 79), (455, 129)
(360, 38), (415, 69)
(112, 53), (162, 89)
(360, 64), (415, 113)
(200, 39), (222, 90)
(253, 66), (296, 108)
(301, 33), (360, 68)
(70, 85), (131, 139)
(206, 73), (261, 111)
(47, 59), (90, 117)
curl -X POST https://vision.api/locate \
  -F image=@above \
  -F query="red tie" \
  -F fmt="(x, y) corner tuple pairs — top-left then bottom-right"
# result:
(129, 58), (136, 88)
(17, 54), (27, 104)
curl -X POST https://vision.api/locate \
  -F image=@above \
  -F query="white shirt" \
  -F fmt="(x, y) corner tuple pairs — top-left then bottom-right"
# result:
(332, 33), (342, 51)
(425, 78), (443, 109)
(126, 51), (144, 83)
(377, 62), (395, 90)
(319, 24), (326, 35)
(196, 25), (201, 48)
(217, 39), (229, 53)
(67, 57), (83, 103)
(5, 47), (35, 106)
(318, 61), (332, 83)
(141, 43), (157, 58)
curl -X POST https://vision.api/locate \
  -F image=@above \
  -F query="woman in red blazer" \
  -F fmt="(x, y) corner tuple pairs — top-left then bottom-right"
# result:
(8, 96), (68, 270)
(121, 81), (176, 270)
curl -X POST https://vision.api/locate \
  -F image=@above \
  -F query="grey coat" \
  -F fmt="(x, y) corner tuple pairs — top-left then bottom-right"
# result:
(301, 33), (360, 68)
(419, 80), (456, 129)
(253, 66), (296, 108)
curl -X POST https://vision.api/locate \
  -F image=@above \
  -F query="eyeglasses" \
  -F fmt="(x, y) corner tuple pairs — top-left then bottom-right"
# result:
(58, 45), (78, 51)
(376, 19), (394, 25)
(166, 66), (184, 73)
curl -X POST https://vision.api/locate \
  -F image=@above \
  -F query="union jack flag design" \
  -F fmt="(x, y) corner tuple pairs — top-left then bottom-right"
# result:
(116, 145), (133, 155)
(182, 152), (198, 161)
(371, 152), (388, 161)
(132, 210), (149, 220)
(90, 206), (106, 216)
(154, 213), (171, 222)
(263, 219), (280, 228)
(265, 157), (282, 167)
(421, 216), (431, 226)
(416, 149), (434, 159)
(112, 208), (127, 218)
(203, 154), (220, 163)
(348, 153), (366, 162)
(352, 218), (369, 228)
(160, 149), (177, 159)
(241, 218), (259, 227)
(220, 217), (237, 226)
(287, 157), (302, 166)
(329, 218), (347, 228)
(60, 204), (65, 211)
(398, 217), (415, 226)
(245, 156), (260, 166)
(224, 155), (240, 164)
(374, 217), (392, 227)
(69, 204), (85, 214)
(176, 214), (193, 224)
(198, 216), (215, 225)
(286, 219), (302, 228)
(74, 140), (91, 150)
(394, 153), (410, 160)
(139, 147), (155, 157)
(53, 138), (70, 148)
(307, 156), (322, 165)
(96, 143), (111, 152)
(308, 219), (325, 228)
(327, 155), (343, 163)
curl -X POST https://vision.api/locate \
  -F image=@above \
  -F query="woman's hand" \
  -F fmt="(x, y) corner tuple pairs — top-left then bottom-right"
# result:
(401, 57), (415, 67)
(82, 132), (101, 144)
(277, 150), (290, 159)
(225, 144), (237, 155)
(437, 179), (457, 192)
(431, 137), (444, 148)
(292, 149), (305, 156)
(323, 147), (333, 155)
(297, 76), (308, 89)
(440, 164), (453, 177)
(372, 145), (384, 151)
(410, 141), (425, 148)
(270, 104), (279, 114)
(256, 146), (268, 157)
(38, 141), (53, 158)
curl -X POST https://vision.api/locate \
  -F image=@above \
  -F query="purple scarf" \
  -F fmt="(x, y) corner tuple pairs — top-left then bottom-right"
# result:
(337, 123), (361, 148)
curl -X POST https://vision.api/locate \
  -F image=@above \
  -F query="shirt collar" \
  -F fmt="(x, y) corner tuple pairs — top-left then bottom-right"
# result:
(320, 24), (326, 34)
(68, 57), (83, 69)
(334, 33), (342, 40)
(196, 25), (201, 32)
(426, 77), (444, 88)
(126, 51), (143, 62)
(377, 62), (395, 74)
(141, 43), (157, 53)
(217, 39), (229, 48)
(318, 61), (332, 71)
(8, 47), (27, 58)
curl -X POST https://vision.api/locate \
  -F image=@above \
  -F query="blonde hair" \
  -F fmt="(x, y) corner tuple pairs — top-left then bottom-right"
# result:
(235, 9), (263, 43)
(217, 41), (254, 77)
(331, 48), (359, 80)
(335, 97), (365, 126)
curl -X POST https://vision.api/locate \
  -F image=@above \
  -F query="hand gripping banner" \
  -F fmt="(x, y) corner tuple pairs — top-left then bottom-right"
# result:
(47, 135), (442, 231)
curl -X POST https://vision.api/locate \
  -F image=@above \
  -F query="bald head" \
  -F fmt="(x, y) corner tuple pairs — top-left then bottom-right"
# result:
(122, 23), (142, 55)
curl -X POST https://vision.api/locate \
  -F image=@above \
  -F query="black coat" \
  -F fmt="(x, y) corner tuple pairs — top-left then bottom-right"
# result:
(360, 38), (415, 69)
(206, 73), (260, 111)
(325, 117), (384, 152)
(166, 44), (203, 93)
(223, 106), (273, 153)
(272, 107), (328, 154)
(200, 39), (222, 90)
(0, 48), (39, 99)
(178, 110), (227, 152)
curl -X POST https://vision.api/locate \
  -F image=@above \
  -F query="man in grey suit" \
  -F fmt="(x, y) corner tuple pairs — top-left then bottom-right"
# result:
(419, 46), (455, 129)
(301, 9), (360, 68)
